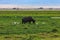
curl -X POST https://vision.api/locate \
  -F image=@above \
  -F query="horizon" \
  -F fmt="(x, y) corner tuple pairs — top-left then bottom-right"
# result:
(0, 4), (60, 8)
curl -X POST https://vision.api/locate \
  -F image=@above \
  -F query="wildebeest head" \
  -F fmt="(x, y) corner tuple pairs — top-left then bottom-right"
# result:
(22, 16), (35, 24)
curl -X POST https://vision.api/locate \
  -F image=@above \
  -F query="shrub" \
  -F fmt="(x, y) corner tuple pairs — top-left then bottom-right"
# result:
(51, 29), (58, 33)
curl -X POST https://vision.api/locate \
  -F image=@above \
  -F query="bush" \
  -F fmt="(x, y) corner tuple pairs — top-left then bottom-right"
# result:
(51, 29), (58, 33)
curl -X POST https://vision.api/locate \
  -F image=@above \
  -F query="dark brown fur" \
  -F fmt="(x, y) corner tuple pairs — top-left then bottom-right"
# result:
(22, 16), (35, 24)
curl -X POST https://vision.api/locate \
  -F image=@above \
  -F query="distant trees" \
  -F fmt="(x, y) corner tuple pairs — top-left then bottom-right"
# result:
(12, 8), (19, 10)
(49, 8), (53, 10)
(38, 7), (44, 9)
(13, 8), (16, 9)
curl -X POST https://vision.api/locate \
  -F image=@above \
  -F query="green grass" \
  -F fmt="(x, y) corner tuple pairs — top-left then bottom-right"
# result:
(0, 11), (60, 40)
(0, 16), (60, 34)
(0, 11), (60, 16)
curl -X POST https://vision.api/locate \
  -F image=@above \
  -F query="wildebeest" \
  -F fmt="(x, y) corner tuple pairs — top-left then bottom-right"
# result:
(22, 16), (35, 24)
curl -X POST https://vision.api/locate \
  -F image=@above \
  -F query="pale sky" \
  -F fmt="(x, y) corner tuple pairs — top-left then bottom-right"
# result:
(0, 0), (60, 6)
(0, 0), (60, 8)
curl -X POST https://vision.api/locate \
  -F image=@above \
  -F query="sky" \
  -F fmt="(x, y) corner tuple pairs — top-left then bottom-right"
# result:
(0, 0), (60, 8)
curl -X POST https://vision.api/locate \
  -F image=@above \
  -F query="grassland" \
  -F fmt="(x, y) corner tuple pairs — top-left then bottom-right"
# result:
(0, 11), (60, 40)
(0, 11), (60, 16)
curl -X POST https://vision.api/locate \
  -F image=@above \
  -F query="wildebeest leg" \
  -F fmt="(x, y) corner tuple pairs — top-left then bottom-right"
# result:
(29, 21), (31, 24)
(22, 21), (25, 24)
(22, 22), (26, 24)
(32, 20), (35, 24)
